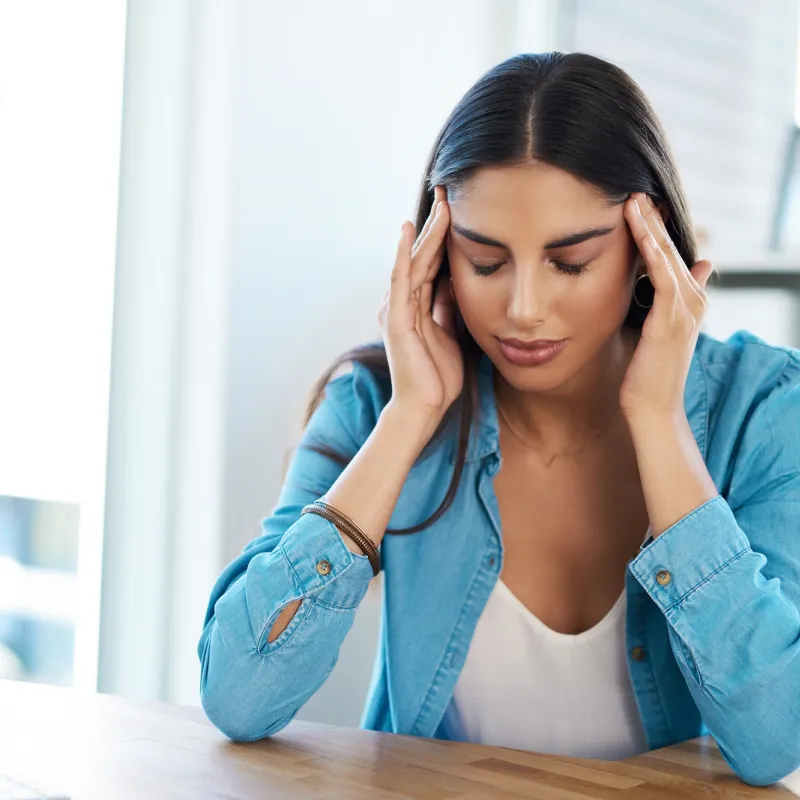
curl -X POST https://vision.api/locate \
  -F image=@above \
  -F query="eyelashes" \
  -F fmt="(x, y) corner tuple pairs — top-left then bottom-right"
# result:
(469, 259), (589, 277)
(552, 259), (589, 277)
(470, 261), (504, 276)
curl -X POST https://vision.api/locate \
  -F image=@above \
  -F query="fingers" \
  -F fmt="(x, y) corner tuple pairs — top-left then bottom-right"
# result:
(422, 237), (446, 286)
(415, 234), (447, 328)
(631, 193), (705, 307)
(420, 277), (456, 365)
(430, 276), (456, 336)
(376, 287), (389, 328)
(626, 193), (709, 324)
(386, 223), (413, 331)
(626, 195), (679, 301)
(381, 187), (449, 335)
(690, 259), (714, 290)
(410, 189), (449, 291)
(646, 195), (705, 297)
(412, 186), (446, 257)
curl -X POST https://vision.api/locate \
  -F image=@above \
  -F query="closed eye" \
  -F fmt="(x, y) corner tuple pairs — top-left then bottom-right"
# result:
(469, 259), (506, 276)
(551, 259), (589, 276)
(469, 259), (590, 277)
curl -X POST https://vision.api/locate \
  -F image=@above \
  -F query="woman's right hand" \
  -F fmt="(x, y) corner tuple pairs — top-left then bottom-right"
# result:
(377, 185), (463, 427)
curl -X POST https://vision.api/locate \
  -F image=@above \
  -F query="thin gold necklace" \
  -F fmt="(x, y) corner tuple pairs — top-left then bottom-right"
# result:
(495, 399), (622, 466)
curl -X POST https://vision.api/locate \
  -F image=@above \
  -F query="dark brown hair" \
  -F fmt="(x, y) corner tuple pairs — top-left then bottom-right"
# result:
(302, 51), (697, 534)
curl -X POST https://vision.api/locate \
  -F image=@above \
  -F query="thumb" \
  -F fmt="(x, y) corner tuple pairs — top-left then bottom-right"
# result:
(690, 259), (714, 290)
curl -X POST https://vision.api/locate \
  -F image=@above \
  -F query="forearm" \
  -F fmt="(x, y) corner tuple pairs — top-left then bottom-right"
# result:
(625, 411), (718, 538)
(198, 363), (439, 740)
(269, 401), (435, 640)
(628, 494), (800, 785)
(199, 516), (374, 740)
(324, 400), (438, 551)
(625, 412), (800, 784)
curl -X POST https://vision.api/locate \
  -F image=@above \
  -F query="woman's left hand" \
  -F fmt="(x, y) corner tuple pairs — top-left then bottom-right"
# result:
(619, 192), (714, 421)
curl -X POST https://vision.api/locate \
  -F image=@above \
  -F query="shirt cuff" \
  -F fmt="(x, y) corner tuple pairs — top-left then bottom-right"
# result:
(279, 512), (376, 609)
(629, 495), (752, 612)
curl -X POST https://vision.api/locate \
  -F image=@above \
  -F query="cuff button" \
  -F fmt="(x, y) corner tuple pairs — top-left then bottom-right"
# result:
(316, 559), (332, 576)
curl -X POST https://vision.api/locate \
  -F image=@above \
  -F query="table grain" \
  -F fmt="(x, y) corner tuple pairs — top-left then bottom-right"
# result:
(1, 679), (798, 798)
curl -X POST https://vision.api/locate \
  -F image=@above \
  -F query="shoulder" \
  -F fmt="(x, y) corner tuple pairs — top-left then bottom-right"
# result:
(695, 328), (800, 383)
(310, 341), (392, 449)
(697, 329), (800, 499)
(695, 329), (800, 415)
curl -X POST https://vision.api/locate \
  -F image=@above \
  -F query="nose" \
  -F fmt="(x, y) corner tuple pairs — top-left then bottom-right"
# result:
(507, 264), (545, 328)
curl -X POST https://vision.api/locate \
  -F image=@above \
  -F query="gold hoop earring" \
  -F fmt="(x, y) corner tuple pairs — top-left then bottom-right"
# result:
(633, 273), (654, 309)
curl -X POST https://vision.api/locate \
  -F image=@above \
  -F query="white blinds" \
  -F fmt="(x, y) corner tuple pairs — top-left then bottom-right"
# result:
(568, 0), (798, 261)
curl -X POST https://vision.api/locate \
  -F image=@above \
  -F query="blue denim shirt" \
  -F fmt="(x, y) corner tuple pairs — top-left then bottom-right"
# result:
(198, 329), (800, 786)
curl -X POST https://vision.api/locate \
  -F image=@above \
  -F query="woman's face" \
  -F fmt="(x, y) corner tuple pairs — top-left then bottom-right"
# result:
(446, 163), (641, 392)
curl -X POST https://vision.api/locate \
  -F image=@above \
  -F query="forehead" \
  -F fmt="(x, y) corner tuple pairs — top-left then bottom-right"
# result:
(449, 163), (618, 235)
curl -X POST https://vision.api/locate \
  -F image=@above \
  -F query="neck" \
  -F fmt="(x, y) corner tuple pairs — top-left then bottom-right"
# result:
(493, 327), (639, 459)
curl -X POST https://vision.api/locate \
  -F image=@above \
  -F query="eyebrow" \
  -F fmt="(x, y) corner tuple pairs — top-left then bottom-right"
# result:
(451, 223), (617, 250)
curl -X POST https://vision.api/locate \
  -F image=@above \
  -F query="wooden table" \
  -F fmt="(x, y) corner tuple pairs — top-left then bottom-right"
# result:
(1, 680), (798, 799)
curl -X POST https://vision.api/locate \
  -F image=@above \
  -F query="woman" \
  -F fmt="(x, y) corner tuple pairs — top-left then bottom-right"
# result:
(198, 52), (800, 786)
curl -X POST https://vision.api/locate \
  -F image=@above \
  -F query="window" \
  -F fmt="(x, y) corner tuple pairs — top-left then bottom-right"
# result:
(0, 2), (126, 689)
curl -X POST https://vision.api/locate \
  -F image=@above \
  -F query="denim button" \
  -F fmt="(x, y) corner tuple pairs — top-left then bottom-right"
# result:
(631, 646), (647, 662)
(656, 569), (671, 586)
(316, 559), (332, 576)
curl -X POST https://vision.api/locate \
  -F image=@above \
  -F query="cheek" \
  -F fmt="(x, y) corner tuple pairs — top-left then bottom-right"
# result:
(451, 271), (506, 324)
(567, 270), (630, 314)
(564, 245), (636, 314)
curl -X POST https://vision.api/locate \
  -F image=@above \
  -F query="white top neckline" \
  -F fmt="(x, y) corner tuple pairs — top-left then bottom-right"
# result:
(494, 579), (627, 645)
(438, 527), (653, 760)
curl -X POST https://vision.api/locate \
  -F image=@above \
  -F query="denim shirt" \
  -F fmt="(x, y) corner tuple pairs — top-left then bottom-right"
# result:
(198, 329), (800, 786)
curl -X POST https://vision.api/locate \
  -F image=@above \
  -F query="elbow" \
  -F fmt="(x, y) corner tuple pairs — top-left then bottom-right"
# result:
(727, 744), (800, 787)
(198, 631), (294, 742)
(736, 768), (794, 788)
(202, 703), (265, 743)
(200, 682), (293, 742)
(703, 670), (800, 786)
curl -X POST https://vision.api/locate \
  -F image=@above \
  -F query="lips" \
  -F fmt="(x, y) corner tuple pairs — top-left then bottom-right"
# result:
(496, 337), (568, 367)
(499, 337), (565, 350)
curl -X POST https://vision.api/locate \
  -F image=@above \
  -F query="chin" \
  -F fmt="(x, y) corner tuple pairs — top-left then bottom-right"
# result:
(496, 364), (570, 394)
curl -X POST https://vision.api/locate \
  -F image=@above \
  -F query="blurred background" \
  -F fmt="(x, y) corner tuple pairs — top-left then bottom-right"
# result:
(2, 0), (800, 728)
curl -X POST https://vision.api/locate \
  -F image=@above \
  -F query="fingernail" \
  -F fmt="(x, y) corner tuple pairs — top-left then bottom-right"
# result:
(633, 198), (642, 216)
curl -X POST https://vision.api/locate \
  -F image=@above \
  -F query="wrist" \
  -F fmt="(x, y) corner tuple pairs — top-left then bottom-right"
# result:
(623, 407), (686, 436)
(380, 400), (443, 450)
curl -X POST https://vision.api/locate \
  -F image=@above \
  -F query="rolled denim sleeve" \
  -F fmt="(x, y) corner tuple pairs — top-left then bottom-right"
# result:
(198, 363), (384, 742)
(629, 374), (800, 786)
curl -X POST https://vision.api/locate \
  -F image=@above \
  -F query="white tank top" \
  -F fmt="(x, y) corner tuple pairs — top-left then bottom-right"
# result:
(439, 577), (650, 760)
